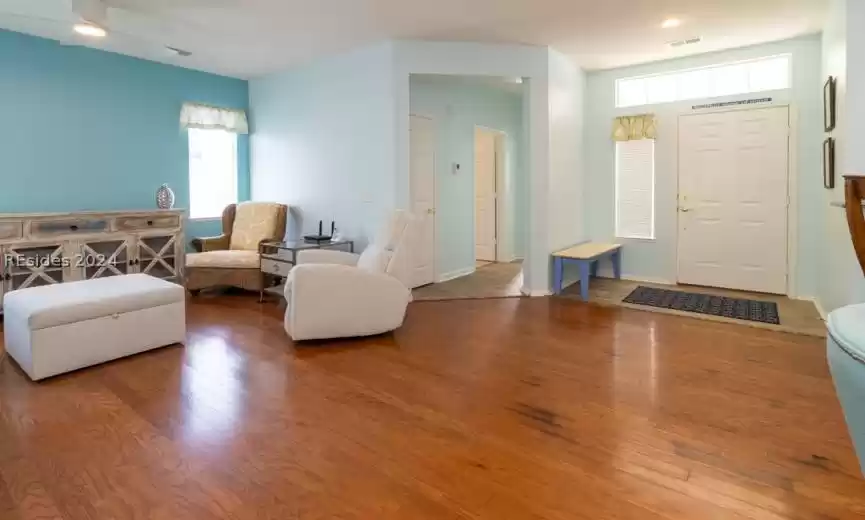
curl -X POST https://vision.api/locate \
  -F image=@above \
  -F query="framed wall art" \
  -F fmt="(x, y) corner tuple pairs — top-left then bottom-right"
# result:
(824, 137), (836, 189)
(824, 76), (836, 132)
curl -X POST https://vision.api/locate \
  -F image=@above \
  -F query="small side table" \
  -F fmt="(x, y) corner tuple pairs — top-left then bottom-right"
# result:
(259, 239), (355, 302)
(552, 243), (622, 301)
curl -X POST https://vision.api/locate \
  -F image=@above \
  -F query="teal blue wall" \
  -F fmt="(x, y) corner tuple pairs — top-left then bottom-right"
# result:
(0, 30), (249, 239)
(409, 75), (526, 279)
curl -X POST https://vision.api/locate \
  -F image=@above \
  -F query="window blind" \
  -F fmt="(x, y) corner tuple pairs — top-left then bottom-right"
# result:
(615, 140), (655, 239)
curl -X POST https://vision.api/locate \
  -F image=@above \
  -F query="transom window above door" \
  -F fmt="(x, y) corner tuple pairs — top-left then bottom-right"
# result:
(616, 54), (791, 108)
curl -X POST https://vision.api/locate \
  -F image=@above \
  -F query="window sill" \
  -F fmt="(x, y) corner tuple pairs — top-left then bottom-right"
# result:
(615, 236), (657, 242)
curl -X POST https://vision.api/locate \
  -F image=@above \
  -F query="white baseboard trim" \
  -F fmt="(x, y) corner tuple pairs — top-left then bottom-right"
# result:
(595, 273), (677, 286)
(794, 296), (828, 322)
(521, 286), (551, 297)
(436, 267), (475, 283)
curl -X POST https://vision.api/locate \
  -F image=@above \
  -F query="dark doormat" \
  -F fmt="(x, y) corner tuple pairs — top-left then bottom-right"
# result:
(622, 286), (780, 324)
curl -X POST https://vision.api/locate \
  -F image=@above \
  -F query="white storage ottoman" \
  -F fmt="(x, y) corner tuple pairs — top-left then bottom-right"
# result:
(3, 274), (186, 381)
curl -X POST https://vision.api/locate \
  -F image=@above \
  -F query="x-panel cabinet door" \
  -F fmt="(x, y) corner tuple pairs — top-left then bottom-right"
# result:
(136, 234), (180, 281)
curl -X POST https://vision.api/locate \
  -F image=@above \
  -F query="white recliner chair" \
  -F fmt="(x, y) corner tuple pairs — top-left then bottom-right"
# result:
(283, 211), (415, 341)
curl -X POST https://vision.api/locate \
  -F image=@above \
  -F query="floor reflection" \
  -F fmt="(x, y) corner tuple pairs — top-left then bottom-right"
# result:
(180, 334), (245, 446)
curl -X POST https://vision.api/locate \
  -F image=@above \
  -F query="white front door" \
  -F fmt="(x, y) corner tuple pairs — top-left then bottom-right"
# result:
(677, 106), (790, 294)
(475, 128), (497, 262)
(409, 115), (436, 288)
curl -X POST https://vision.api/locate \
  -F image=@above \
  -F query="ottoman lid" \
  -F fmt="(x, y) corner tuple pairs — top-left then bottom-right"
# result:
(828, 303), (865, 362)
(3, 274), (185, 330)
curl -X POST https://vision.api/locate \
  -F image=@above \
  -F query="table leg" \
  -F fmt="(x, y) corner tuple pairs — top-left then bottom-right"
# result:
(258, 245), (264, 303)
(258, 269), (264, 303)
(612, 249), (622, 280)
(579, 260), (591, 301)
(590, 260), (598, 278)
(553, 257), (564, 294)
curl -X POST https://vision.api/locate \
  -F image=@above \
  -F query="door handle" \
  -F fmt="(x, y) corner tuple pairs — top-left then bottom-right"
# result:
(678, 207), (693, 213)
(427, 208), (436, 215)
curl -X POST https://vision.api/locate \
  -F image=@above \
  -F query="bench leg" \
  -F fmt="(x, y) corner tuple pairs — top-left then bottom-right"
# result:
(590, 260), (598, 278)
(553, 257), (564, 295)
(612, 249), (622, 280)
(579, 260), (591, 301)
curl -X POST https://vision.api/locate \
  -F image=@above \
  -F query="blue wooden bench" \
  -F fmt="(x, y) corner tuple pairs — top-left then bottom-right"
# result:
(552, 243), (622, 301)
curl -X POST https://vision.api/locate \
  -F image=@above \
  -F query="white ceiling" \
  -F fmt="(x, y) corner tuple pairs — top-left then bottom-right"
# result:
(0, 0), (829, 79)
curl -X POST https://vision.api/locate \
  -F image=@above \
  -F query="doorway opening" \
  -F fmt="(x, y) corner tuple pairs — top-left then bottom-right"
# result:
(407, 73), (527, 300)
(474, 126), (505, 266)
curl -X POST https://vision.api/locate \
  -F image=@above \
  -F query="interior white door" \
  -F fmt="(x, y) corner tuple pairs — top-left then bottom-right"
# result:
(475, 129), (497, 262)
(409, 115), (436, 288)
(678, 106), (790, 294)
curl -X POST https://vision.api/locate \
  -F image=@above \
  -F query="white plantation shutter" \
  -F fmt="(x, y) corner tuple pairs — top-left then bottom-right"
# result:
(615, 140), (655, 239)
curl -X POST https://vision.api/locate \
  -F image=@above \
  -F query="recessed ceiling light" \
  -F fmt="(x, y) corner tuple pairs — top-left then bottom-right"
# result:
(661, 18), (682, 29)
(73, 23), (106, 38)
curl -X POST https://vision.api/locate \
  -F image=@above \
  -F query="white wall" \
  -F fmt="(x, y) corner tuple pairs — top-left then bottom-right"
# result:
(392, 41), (588, 295)
(409, 75), (526, 279)
(547, 49), (586, 285)
(584, 36), (824, 297)
(249, 42), (397, 247)
(250, 39), (585, 295)
(393, 41), (554, 294)
(818, 0), (865, 313)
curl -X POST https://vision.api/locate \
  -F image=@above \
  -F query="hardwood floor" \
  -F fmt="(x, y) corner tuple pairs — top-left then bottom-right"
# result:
(0, 294), (863, 519)
(413, 261), (523, 301)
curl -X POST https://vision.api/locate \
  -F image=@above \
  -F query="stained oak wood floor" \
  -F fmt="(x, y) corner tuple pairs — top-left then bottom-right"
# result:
(0, 294), (863, 519)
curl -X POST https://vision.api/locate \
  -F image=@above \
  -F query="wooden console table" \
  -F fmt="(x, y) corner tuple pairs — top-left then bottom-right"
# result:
(0, 209), (185, 312)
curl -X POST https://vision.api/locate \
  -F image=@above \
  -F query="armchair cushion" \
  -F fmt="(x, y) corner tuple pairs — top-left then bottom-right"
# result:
(187, 250), (259, 269)
(229, 202), (285, 251)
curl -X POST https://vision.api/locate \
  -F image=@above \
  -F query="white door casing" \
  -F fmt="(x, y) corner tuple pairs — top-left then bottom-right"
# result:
(409, 115), (436, 288)
(677, 106), (790, 294)
(475, 128), (497, 262)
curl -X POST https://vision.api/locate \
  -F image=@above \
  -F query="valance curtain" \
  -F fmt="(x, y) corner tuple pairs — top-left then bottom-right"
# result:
(180, 102), (249, 134)
(612, 114), (656, 141)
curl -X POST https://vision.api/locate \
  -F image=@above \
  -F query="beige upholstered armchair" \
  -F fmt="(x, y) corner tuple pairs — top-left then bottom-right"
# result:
(186, 202), (288, 293)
